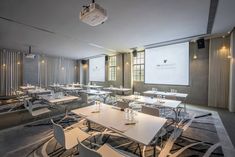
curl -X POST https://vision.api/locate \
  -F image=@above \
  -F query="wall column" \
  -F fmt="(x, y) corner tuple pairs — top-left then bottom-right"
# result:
(229, 30), (235, 112)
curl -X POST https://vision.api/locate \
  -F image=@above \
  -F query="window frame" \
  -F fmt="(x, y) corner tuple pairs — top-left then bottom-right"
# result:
(133, 51), (145, 82)
(108, 56), (117, 81)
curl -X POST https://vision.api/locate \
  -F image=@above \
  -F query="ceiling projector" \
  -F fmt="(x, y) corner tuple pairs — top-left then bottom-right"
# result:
(80, 0), (108, 26)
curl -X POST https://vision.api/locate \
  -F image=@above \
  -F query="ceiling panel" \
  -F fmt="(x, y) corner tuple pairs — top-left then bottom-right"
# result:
(0, 0), (211, 59)
(212, 0), (235, 34)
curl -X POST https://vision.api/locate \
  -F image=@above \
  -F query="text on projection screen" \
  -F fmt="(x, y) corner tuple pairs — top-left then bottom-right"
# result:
(89, 56), (105, 82)
(145, 42), (189, 85)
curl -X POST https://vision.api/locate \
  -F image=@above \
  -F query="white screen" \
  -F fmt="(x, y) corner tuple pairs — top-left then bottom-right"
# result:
(145, 42), (189, 85)
(89, 56), (105, 82)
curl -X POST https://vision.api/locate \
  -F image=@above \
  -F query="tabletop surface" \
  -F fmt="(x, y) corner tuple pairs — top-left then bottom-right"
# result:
(60, 86), (82, 90)
(84, 85), (103, 88)
(103, 87), (132, 92)
(143, 90), (188, 98)
(41, 95), (79, 104)
(80, 89), (111, 95)
(120, 95), (182, 108)
(72, 104), (167, 145)
(20, 85), (35, 90)
(27, 89), (51, 94)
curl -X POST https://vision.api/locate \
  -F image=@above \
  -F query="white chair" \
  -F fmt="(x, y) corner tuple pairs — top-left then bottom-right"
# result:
(51, 119), (91, 150)
(141, 105), (166, 153)
(24, 99), (51, 117)
(80, 92), (95, 104)
(78, 139), (127, 157)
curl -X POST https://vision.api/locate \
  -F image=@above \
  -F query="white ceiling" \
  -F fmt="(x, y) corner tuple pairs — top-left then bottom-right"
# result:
(0, 0), (234, 59)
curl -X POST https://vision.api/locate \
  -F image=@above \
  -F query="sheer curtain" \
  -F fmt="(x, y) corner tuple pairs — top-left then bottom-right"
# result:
(0, 49), (23, 96)
(208, 37), (230, 108)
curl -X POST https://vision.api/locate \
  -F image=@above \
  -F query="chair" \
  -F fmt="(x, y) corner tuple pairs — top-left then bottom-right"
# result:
(51, 119), (91, 150)
(80, 92), (95, 104)
(141, 105), (160, 117)
(141, 105), (166, 152)
(78, 139), (126, 157)
(24, 99), (51, 117)
(116, 101), (129, 110)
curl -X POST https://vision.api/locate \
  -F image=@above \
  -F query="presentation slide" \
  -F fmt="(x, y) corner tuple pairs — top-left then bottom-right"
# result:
(89, 56), (105, 82)
(145, 42), (189, 85)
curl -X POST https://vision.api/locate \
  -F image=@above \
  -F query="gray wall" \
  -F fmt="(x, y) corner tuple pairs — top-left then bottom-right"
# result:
(133, 42), (209, 106)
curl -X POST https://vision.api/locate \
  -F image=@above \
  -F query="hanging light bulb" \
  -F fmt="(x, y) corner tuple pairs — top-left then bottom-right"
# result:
(17, 61), (21, 65)
(41, 59), (45, 64)
(193, 54), (197, 59)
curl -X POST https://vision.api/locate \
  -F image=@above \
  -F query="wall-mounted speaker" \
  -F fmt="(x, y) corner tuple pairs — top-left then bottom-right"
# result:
(197, 39), (205, 49)
(132, 50), (137, 57)
(81, 60), (87, 64)
(105, 55), (108, 61)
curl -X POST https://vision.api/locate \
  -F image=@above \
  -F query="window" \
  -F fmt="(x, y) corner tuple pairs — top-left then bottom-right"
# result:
(109, 56), (116, 81)
(133, 51), (144, 81)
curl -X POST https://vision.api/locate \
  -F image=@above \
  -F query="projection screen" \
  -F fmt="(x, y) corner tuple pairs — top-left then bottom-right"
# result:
(145, 42), (189, 85)
(89, 56), (105, 82)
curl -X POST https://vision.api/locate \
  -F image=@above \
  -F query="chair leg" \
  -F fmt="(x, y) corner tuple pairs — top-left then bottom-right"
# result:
(53, 141), (58, 151)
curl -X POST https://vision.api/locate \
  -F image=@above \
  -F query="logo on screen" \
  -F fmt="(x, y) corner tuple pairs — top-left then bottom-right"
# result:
(163, 59), (167, 63)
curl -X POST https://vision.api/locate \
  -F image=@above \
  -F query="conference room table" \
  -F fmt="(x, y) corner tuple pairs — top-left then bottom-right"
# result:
(59, 86), (82, 91)
(20, 85), (36, 91)
(143, 90), (188, 99)
(103, 87), (132, 95)
(79, 89), (111, 103)
(143, 90), (188, 113)
(120, 95), (182, 121)
(83, 85), (103, 89)
(69, 83), (83, 87)
(71, 104), (167, 156)
(40, 95), (79, 105)
(27, 88), (52, 98)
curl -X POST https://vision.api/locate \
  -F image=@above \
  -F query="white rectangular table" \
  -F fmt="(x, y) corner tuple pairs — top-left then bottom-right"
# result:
(143, 90), (188, 99)
(27, 89), (52, 97)
(103, 87), (132, 95)
(60, 86), (82, 91)
(84, 85), (103, 89)
(71, 104), (167, 146)
(20, 85), (35, 90)
(120, 95), (181, 109)
(69, 83), (83, 87)
(80, 89), (111, 102)
(41, 95), (79, 105)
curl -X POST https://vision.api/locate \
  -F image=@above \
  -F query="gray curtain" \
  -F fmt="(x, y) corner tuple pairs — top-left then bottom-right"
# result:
(39, 56), (77, 87)
(0, 49), (23, 96)
(208, 37), (230, 108)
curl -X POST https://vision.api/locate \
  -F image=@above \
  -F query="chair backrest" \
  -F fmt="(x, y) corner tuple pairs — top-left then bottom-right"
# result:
(23, 98), (28, 109)
(142, 105), (160, 117)
(80, 93), (88, 103)
(27, 100), (33, 113)
(77, 139), (102, 157)
(116, 101), (129, 110)
(165, 95), (177, 100)
(51, 119), (65, 147)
